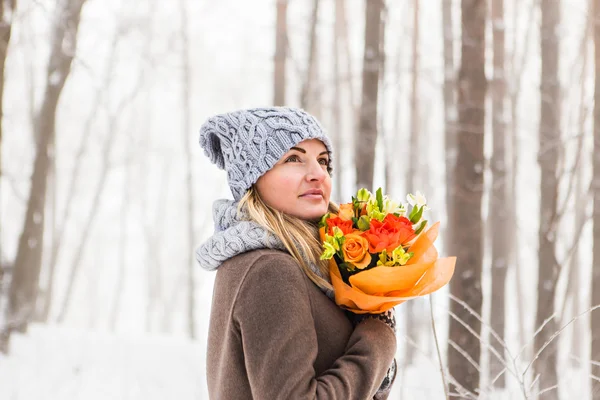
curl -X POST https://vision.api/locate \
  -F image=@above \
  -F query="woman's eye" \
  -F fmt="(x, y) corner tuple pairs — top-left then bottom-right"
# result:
(319, 158), (330, 166)
(284, 155), (300, 163)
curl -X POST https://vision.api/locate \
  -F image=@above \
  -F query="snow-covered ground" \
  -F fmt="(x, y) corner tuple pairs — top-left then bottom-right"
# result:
(0, 324), (208, 400)
(0, 321), (592, 399)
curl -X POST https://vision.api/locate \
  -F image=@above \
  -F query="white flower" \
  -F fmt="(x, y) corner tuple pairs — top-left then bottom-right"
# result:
(407, 191), (428, 208)
(383, 197), (405, 215)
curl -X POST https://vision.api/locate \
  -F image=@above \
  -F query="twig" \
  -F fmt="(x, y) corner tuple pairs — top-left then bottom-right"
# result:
(447, 295), (529, 398)
(447, 339), (481, 374)
(523, 304), (600, 378)
(447, 310), (508, 371)
(429, 295), (449, 400)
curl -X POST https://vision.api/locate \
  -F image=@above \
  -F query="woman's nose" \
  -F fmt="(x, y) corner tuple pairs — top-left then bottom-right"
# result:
(306, 160), (327, 181)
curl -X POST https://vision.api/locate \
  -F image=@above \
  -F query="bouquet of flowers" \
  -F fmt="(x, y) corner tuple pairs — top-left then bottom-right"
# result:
(319, 188), (456, 314)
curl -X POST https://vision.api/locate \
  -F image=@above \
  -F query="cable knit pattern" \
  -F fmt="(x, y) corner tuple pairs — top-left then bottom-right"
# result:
(196, 199), (334, 299)
(199, 107), (333, 200)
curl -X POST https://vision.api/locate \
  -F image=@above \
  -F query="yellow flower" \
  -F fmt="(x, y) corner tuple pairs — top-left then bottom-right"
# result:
(338, 203), (354, 221)
(341, 233), (372, 270)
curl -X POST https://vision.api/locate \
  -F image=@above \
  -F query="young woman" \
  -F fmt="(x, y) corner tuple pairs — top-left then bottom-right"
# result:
(197, 107), (397, 399)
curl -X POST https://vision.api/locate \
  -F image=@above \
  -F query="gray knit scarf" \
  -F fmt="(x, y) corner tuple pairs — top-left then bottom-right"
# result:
(196, 199), (334, 299)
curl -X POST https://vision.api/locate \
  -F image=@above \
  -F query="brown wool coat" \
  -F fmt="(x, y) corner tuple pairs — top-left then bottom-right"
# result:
(206, 248), (397, 399)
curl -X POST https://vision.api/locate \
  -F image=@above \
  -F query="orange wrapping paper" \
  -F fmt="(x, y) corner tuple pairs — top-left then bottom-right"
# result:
(326, 221), (456, 314)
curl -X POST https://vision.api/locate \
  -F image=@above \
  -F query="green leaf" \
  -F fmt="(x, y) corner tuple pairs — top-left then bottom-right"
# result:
(318, 213), (330, 228)
(371, 210), (386, 222)
(352, 197), (361, 218)
(357, 215), (371, 231)
(320, 241), (336, 260)
(376, 188), (384, 212)
(410, 206), (424, 224)
(340, 262), (355, 272)
(323, 234), (340, 251)
(332, 226), (344, 239)
(414, 220), (427, 235)
(380, 250), (387, 261)
(408, 205), (419, 221)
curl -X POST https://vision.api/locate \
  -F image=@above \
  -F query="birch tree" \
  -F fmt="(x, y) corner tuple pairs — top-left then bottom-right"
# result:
(273, 0), (287, 106)
(356, 0), (384, 191)
(591, 0), (600, 395)
(405, 0), (420, 365)
(179, 0), (196, 340)
(533, 1), (561, 397)
(489, 0), (509, 388)
(0, 0), (16, 181)
(300, 0), (321, 117)
(0, 0), (87, 352)
(442, 0), (456, 234)
(0, 0), (16, 294)
(447, 0), (486, 395)
(332, 0), (343, 198)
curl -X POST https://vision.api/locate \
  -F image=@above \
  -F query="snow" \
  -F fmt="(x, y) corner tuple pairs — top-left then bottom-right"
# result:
(0, 324), (208, 400)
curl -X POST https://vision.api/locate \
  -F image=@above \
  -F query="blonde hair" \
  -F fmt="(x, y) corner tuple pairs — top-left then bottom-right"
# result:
(238, 186), (339, 292)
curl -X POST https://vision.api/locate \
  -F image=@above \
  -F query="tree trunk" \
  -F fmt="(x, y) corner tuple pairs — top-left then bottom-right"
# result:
(447, 0), (486, 396)
(408, 0), (419, 194)
(489, 0), (509, 388)
(339, 0), (358, 195)
(37, 28), (120, 323)
(378, 4), (386, 193)
(300, 0), (320, 118)
(273, 0), (287, 106)
(442, 0), (456, 241)
(180, 0), (196, 340)
(567, 159), (583, 366)
(508, 0), (536, 359)
(109, 149), (130, 331)
(356, 0), (383, 191)
(390, 4), (404, 200)
(533, 1), (560, 398)
(405, 0), (420, 366)
(564, 1), (592, 367)
(332, 0), (343, 199)
(56, 66), (145, 323)
(0, 0), (86, 353)
(145, 160), (170, 332)
(0, 0), (16, 180)
(591, 0), (600, 396)
(0, 0), (17, 314)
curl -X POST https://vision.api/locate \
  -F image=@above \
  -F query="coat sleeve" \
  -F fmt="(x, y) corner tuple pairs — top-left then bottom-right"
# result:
(232, 254), (397, 400)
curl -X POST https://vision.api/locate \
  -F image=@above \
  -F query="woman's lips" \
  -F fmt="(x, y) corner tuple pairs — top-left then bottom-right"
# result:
(299, 193), (323, 200)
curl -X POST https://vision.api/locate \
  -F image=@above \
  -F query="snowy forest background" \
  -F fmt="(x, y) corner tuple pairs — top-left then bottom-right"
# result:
(0, 0), (599, 399)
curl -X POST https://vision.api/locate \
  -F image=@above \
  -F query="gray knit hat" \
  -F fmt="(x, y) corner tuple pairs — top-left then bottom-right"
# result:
(199, 107), (334, 200)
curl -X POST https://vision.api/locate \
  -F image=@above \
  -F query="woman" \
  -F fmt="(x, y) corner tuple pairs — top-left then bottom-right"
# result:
(197, 107), (397, 399)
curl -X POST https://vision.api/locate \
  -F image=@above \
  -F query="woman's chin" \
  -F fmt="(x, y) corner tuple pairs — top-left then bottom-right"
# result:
(292, 206), (329, 222)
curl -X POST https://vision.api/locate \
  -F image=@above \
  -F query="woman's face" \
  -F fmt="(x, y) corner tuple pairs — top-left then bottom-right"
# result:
(255, 139), (332, 221)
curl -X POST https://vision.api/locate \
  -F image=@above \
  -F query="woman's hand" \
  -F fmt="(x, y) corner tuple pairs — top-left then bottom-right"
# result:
(345, 308), (397, 334)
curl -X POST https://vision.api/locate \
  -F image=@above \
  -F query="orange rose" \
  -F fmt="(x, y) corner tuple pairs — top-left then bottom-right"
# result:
(326, 217), (354, 236)
(384, 214), (416, 244)
(338, 203), (354, 221)
(362, 214), (415, 253)
(341, 233), (372, 269)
